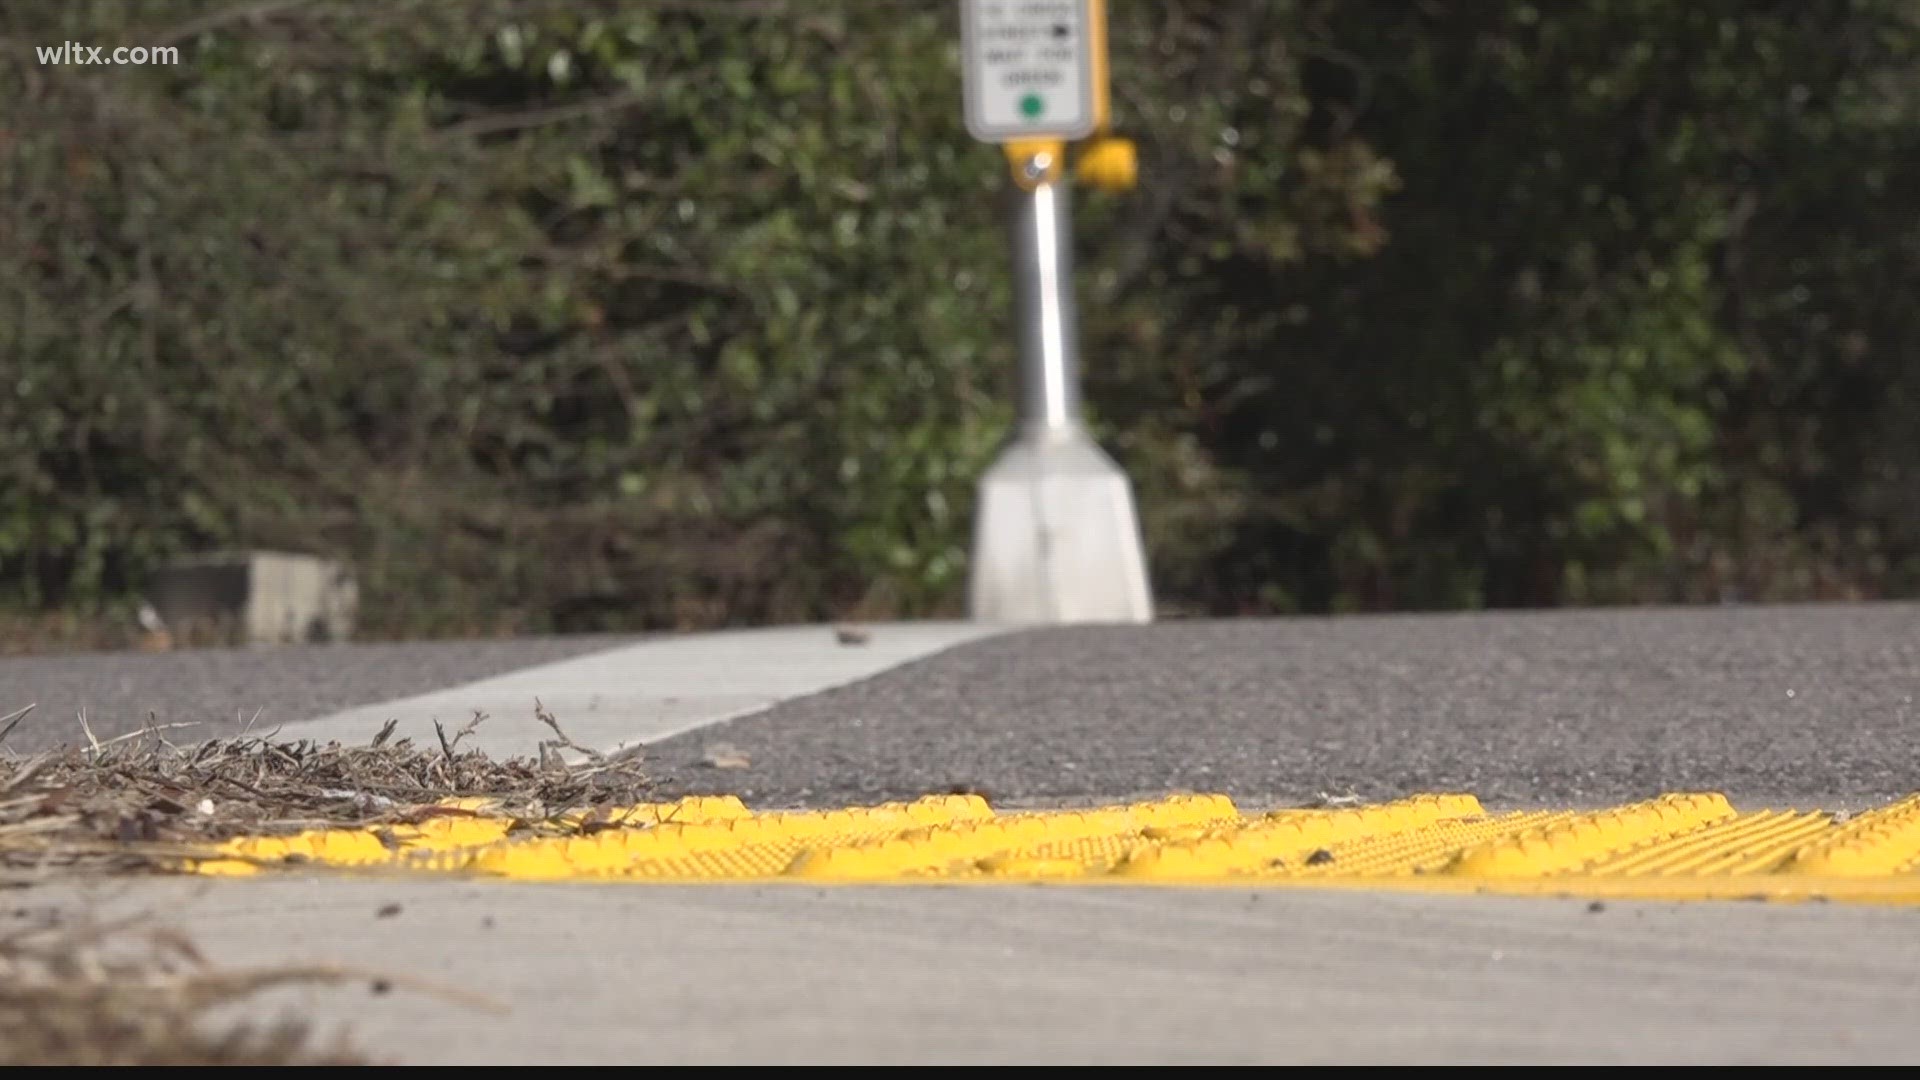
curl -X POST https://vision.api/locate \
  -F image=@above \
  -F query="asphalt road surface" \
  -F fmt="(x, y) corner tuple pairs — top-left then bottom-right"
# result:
(5, 604), (1918, 809)
(647, 604), (1920, 809)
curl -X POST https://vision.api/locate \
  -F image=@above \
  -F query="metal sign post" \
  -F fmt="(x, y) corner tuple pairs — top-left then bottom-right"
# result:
(960, 0), (1153, 624)
(1008, 148), (1082, 438)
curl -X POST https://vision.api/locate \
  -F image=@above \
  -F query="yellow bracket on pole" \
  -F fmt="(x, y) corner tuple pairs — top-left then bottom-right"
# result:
(1075, 137), (1137, 192)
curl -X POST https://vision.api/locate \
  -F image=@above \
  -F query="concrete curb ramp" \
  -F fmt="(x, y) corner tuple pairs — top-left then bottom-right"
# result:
(191, 790), (1920, 904)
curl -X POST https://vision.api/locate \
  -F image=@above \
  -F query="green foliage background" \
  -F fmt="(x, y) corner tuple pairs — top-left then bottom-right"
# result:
(2, 0), (1917, 636)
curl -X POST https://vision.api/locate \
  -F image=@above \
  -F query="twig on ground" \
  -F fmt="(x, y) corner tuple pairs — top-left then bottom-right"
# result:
(76, 710), (101, 757)
(151, 713), (189, 754)
(0, 754), (51, 795)
(533, 698), (604, 763)
(93, 724), (201, 753)
(0, 704), (34, 749)
(433, 711), (486, 764)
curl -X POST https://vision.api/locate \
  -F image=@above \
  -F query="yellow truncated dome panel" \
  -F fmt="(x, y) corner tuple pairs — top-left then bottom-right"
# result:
(187, 792), (1920, 904)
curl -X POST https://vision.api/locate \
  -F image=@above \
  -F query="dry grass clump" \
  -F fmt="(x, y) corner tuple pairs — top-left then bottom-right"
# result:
(0, 914), (376, 1065)
(0, 703), (650, 878)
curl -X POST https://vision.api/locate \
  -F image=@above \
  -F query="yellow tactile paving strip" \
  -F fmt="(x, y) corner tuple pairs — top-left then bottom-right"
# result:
(185, 792), (1920, 904)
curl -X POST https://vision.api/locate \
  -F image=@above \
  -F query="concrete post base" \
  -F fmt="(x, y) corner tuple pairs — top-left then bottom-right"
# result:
(967, 428), (1153, 624)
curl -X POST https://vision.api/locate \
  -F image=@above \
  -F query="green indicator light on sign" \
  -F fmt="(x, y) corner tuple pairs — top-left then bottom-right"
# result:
(1019, 93), (1045, 119)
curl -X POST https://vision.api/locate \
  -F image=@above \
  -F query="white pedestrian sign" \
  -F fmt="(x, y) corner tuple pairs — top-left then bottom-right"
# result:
(960, 0), (1103, 143)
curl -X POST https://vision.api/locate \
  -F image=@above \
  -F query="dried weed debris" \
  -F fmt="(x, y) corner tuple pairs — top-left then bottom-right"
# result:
(0, 914), (372, 1066)
(0, 703), (651, 878)
(0, 910), (507, 1066)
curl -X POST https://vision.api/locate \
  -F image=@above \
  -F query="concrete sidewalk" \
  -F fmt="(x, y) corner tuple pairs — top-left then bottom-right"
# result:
(269, 622), (1010, 760)
(26, 875), (1920, 1065)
